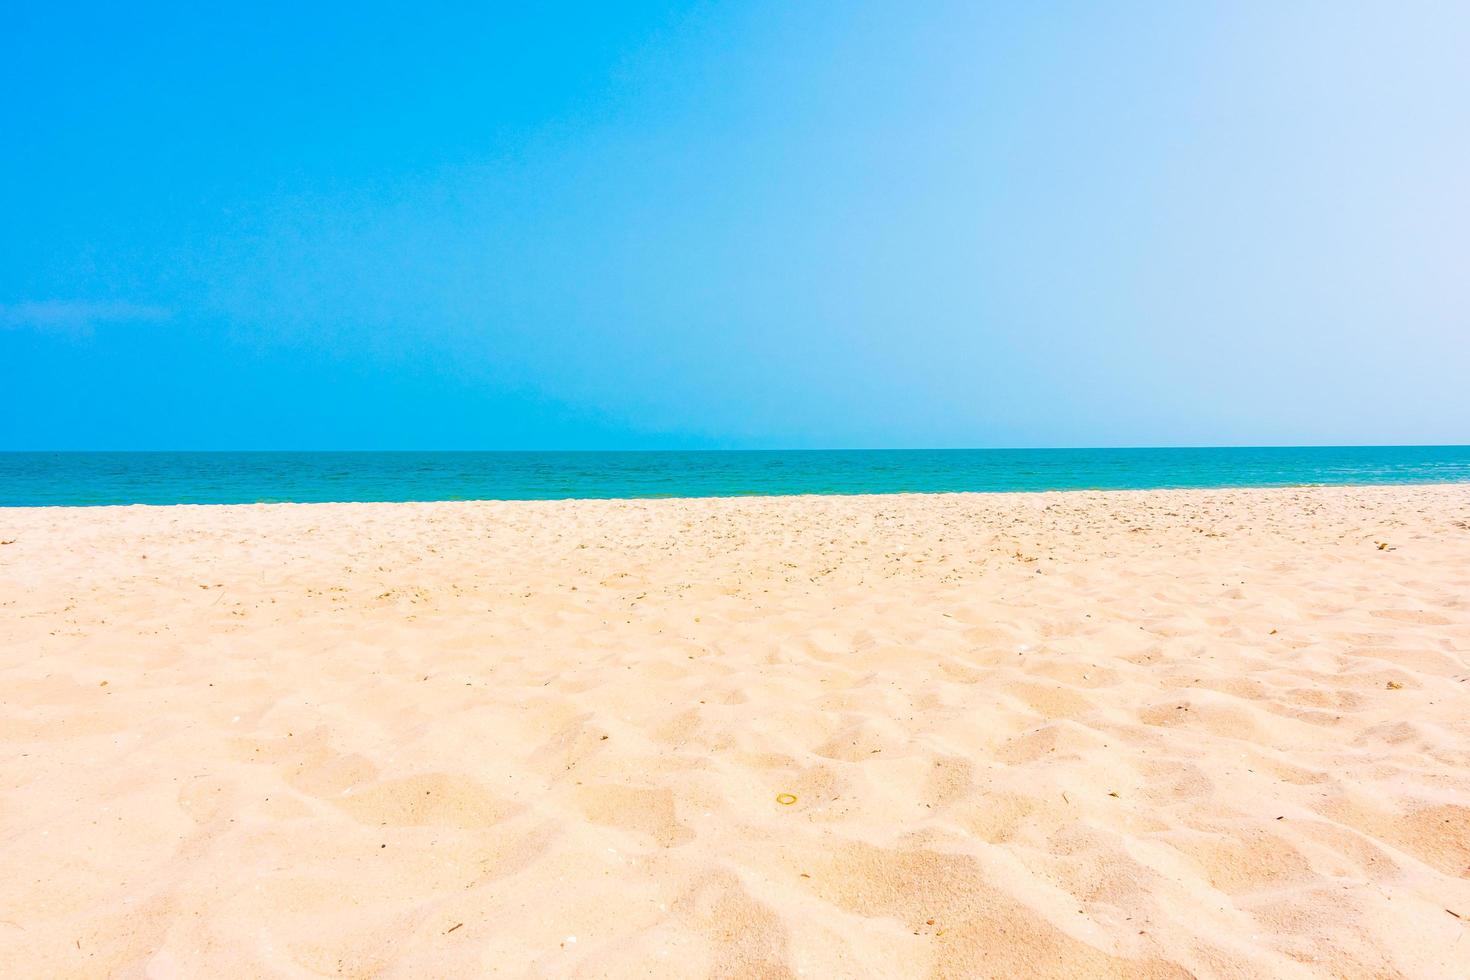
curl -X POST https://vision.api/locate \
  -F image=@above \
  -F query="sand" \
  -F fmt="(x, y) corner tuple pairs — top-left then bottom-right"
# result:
(2, 485), (1468, 978)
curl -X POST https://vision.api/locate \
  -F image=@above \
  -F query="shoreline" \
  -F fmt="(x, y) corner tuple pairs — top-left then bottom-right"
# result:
(5, 476), (1470, 511)
(6, 446), (1470, 510)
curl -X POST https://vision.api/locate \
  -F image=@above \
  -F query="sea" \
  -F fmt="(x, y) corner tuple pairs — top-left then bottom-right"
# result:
(1, 446), (1469, 507)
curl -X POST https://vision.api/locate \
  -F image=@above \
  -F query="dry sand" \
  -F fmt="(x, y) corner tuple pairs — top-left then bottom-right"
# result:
(2, 485), (1469, 978)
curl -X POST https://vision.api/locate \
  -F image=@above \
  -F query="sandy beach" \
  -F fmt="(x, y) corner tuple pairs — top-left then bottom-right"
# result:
(2, 484), (1468, 978)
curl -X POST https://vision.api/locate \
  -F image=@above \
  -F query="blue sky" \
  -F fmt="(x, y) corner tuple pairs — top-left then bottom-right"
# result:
(4, 1), (1468, 450)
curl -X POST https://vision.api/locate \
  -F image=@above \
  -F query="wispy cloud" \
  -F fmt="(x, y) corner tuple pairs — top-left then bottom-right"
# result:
(0, 300), (172, 333)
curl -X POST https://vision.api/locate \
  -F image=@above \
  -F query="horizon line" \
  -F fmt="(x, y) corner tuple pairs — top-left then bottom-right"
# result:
(4, 444), (1469, 455)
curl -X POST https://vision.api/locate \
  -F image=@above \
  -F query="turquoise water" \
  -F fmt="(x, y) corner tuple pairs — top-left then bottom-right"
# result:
(2, 447), (1469, 507)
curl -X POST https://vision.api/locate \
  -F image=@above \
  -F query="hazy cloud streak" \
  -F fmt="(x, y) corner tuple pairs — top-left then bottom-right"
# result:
(0, 300), (172, 333)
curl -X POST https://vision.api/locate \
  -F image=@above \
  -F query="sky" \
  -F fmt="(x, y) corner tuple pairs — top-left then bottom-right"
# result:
(3, 1), (1468, 450)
